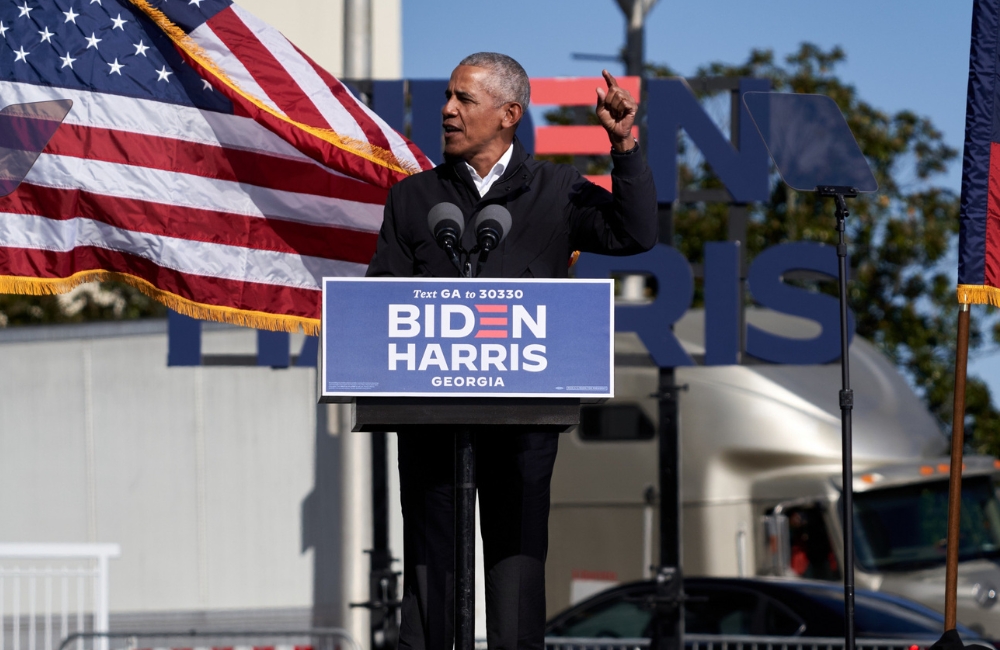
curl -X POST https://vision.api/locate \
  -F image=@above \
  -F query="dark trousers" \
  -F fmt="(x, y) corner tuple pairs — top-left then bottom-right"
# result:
(397, 430), (560, 650)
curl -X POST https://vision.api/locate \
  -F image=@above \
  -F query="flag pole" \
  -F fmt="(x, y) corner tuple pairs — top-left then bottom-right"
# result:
(944, 302), (971, 630)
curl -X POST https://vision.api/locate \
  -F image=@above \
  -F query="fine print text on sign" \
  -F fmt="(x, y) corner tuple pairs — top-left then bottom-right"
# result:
(321, 278), (614, 398)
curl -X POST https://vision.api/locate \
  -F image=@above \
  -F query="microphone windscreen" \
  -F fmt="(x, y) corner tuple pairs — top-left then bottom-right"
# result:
(474, 205), (512, 244)
(427, 202), (464, 236)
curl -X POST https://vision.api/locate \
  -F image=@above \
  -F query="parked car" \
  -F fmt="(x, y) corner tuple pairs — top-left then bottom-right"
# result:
(546, 577), (990, 642)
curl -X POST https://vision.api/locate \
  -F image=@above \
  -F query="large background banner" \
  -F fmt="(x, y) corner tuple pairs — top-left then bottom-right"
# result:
(322, 278), (614, 398)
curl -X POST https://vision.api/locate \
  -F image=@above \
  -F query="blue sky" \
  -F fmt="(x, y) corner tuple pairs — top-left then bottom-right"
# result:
(403, 1), (1000, 405)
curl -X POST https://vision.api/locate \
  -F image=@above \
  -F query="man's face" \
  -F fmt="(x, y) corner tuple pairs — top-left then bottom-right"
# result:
(442, 65), (507, 160)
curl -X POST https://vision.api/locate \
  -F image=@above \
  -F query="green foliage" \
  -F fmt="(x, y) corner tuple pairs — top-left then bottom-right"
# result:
(0, 281), (166, 327)
(648, 44), (1000, 451)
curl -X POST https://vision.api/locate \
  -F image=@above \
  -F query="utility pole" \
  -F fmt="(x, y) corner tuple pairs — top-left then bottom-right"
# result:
(610, 4), (680, 650)
(343, 9), (399, 650)
(343, 0), (371, 79)
(615, 0), (660, 76)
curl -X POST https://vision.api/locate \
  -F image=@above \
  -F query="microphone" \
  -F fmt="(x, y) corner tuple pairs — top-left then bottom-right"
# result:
(428, 202), (464, 249)
(472, 205), (512, 276)
(427, 202), (466, 275)
(474, 204), (511, 254)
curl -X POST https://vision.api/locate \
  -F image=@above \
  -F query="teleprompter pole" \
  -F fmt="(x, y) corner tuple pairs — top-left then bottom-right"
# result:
(820, 186), (857, 650)
(944, 304), (972, 629)
(455, 430), (476, 650)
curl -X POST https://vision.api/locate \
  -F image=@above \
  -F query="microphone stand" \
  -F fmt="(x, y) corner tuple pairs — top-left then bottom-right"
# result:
(472, 246), (490, 279)
(444, 243), (465, 278)
(455, 242), (476, 650)
(454, 228), (502, 648)
(454, 426), (475, 650)
(428, 208), (478, 649)
(453, 225), (507, 649)
(471, 230), (501, 277)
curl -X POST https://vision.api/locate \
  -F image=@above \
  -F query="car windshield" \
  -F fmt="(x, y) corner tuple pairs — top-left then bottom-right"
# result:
(853, 475), (1000, 571)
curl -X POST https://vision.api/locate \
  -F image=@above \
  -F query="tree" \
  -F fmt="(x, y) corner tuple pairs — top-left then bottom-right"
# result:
(0, 281), (165, 327)
(655, 44), (1000, 452)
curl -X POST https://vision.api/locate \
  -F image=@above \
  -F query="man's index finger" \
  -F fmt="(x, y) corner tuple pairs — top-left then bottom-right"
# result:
(602, 69), (618, 90)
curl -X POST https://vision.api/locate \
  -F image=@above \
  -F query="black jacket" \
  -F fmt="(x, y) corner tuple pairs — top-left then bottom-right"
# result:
(365, 137), (657, 278)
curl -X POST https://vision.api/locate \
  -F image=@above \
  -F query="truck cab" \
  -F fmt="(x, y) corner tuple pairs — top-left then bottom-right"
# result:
(759, 458), (1000, 636)
(546, 308), (1000, 637)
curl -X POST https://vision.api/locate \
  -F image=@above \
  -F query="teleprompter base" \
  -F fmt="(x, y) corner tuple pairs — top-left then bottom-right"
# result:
(351, 397), (581, 432)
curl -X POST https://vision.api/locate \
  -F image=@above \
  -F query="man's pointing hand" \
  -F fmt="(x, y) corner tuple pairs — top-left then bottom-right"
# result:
(595, 69), (637, 152)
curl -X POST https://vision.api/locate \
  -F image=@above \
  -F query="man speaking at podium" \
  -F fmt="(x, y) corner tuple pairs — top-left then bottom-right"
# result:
(366, 52), (656, 650)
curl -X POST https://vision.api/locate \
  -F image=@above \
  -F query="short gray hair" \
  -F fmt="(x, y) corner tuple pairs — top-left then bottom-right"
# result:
(459, 52), (530, 111)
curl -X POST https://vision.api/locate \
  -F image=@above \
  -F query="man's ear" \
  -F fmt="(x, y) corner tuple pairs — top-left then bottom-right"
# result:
(502, 102), (524, 130)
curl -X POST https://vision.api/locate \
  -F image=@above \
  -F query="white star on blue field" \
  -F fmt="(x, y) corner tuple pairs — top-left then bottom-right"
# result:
(0, 0), (231, 112)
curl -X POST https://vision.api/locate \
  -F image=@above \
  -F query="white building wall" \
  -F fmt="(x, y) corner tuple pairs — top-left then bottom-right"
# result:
(232, 0), (402, 79)
(0, 321), (391, 647)
(0, 3), (402, 643)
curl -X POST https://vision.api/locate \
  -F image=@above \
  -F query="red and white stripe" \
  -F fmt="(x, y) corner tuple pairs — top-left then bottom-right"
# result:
(183, 4), (432, 190)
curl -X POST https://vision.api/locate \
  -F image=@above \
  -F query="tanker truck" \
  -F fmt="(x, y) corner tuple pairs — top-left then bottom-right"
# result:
(545, 307), (1000, 638)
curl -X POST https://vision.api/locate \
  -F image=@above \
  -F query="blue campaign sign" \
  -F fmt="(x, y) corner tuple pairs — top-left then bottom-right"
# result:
(322, 278), (614, 398)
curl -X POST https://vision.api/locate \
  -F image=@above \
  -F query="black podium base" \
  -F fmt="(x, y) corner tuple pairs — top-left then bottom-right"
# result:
(351, 396), (580, 650)
(352, 397), (580, 431)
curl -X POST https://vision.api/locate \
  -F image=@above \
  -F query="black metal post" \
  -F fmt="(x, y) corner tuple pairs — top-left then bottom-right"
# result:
(650, 201), (683, 650)
(372, 431), (389, 561)
(658, 367), (681, 570)
(455, 429), (476, 650)
(821, 187), (857, 650)
(650, 366), (683, 650)
(369, 432), (399, 649)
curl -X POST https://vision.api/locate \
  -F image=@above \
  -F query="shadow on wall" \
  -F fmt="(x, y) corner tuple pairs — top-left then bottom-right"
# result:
(302, 404), (345, 627)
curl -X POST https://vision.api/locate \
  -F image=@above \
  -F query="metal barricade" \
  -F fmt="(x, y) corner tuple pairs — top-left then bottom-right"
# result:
(683, 634), (946, 650)
(0, 544), (121, 650)
(544, 638), (649, 650)
(56, 630), (361, 650)
(544, 635), (950, 650)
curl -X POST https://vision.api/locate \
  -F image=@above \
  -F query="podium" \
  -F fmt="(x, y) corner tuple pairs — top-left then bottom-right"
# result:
(321, 277), (613, 650)
(352, 397), (581, 431)
(353, 397), (580, 650)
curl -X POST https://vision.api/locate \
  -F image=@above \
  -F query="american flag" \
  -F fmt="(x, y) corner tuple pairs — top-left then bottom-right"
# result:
(0, 0), (432, 334)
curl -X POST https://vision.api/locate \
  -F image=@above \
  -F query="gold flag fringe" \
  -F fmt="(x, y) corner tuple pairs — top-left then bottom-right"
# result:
(957, 284), (1000, 308)
(127, 0), (420, 180)
(0, 271), (320, 335)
